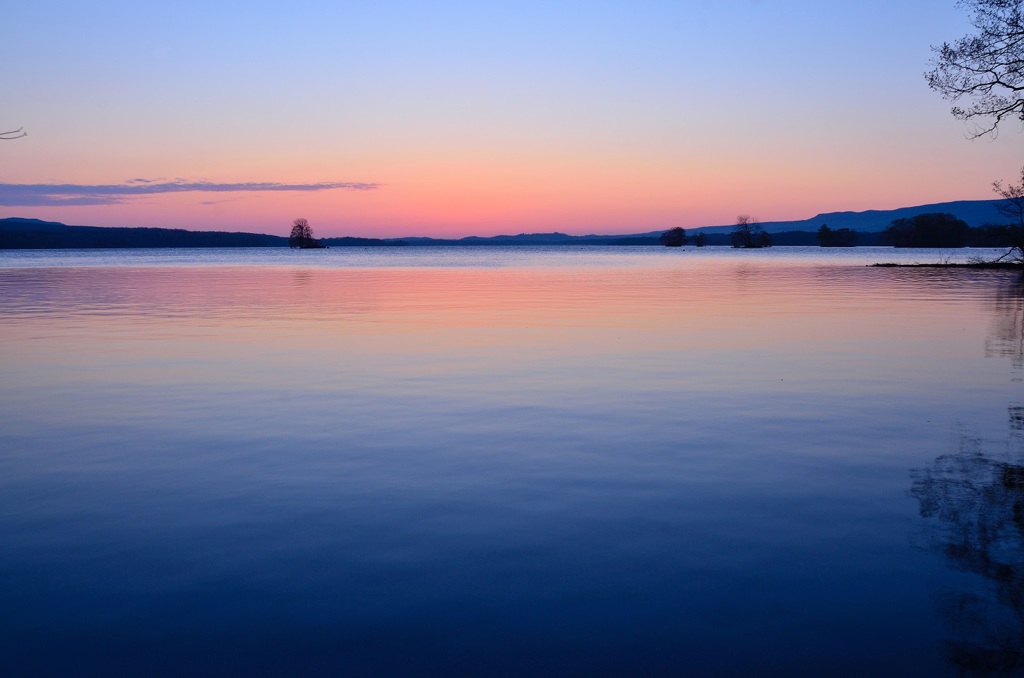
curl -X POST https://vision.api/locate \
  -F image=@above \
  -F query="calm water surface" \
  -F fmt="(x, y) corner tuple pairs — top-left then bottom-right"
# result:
(0, 247), (1021, 676)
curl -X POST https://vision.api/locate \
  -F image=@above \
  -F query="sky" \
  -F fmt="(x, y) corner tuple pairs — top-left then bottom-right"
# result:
(3, 0), (1023, 238)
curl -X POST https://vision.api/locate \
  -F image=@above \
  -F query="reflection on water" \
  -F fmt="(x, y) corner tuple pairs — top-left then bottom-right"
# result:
(911, 274), (1024, 676)
(1, 249), (1022, 675)
(985, 274), (1024, 376)
(910, 428), (1024, 676)
(0, 245), (1011, 270)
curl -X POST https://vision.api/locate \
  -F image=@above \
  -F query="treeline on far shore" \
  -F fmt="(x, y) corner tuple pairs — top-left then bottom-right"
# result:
(692, 225), (1014, 247)
(668, 213), (1020, 249)
(0, 219), (407, 249)
(0, 212), (1018, 249)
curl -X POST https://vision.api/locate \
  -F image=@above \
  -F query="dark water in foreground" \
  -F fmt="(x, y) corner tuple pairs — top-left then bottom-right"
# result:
(0, 247), (1021, 676)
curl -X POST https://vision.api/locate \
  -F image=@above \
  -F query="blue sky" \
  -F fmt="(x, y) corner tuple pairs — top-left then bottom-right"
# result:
(3, 1), (1021, 236)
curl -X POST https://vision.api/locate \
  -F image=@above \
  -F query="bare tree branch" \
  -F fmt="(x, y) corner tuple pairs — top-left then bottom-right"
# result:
(0, 127), (26, 140)
(926, 0), (1024, 137)
(992, 166), (1024, 263)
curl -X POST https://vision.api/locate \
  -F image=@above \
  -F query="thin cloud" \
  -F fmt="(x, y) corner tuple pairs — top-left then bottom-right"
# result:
(0, 179), (379, 206)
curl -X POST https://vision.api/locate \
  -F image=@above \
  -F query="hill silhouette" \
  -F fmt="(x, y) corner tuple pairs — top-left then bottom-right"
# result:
(690, 199), (1007, 235)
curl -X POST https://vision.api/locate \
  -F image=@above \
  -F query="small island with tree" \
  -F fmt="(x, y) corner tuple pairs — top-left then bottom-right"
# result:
(659, 227), (687, 247)
(730, 215), (771, 249)
(289, 218), (327, 249)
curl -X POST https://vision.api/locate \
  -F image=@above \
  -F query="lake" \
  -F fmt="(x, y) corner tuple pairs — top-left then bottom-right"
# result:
(0, 246), (1021, 676)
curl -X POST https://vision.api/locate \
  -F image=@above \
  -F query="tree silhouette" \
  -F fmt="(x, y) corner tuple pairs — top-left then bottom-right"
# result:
(289, 218), (320, 249)
(926, 0), (1024, 138)
(730, 215), (771, 248)
(993, 168), (1024, 264)
(881, 213), (970, 248)
(659, 227), (687, 247)
(817, 224), (858, 247)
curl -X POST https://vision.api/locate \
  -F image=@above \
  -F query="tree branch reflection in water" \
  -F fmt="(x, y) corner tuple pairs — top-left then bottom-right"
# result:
(911, 427), (1024, 675)
(911, 274), (1024, 675)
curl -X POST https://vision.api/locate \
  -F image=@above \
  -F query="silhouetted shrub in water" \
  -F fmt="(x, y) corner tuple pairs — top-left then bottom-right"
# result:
(659, 227), (687, 247)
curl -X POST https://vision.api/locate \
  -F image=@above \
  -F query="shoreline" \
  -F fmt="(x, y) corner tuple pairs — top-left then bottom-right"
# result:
(871, 261), (1023, 269)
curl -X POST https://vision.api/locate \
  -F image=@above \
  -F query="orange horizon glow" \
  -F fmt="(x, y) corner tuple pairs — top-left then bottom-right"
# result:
(3, 1), (1023, 239)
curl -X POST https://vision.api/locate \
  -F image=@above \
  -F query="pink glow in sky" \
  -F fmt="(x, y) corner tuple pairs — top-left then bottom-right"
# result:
(3, 1), (1023, 238)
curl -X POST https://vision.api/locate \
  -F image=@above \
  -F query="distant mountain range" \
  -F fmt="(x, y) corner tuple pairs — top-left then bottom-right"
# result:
(699, 199), (1009, 235)
(0, 198), (1012, 248)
